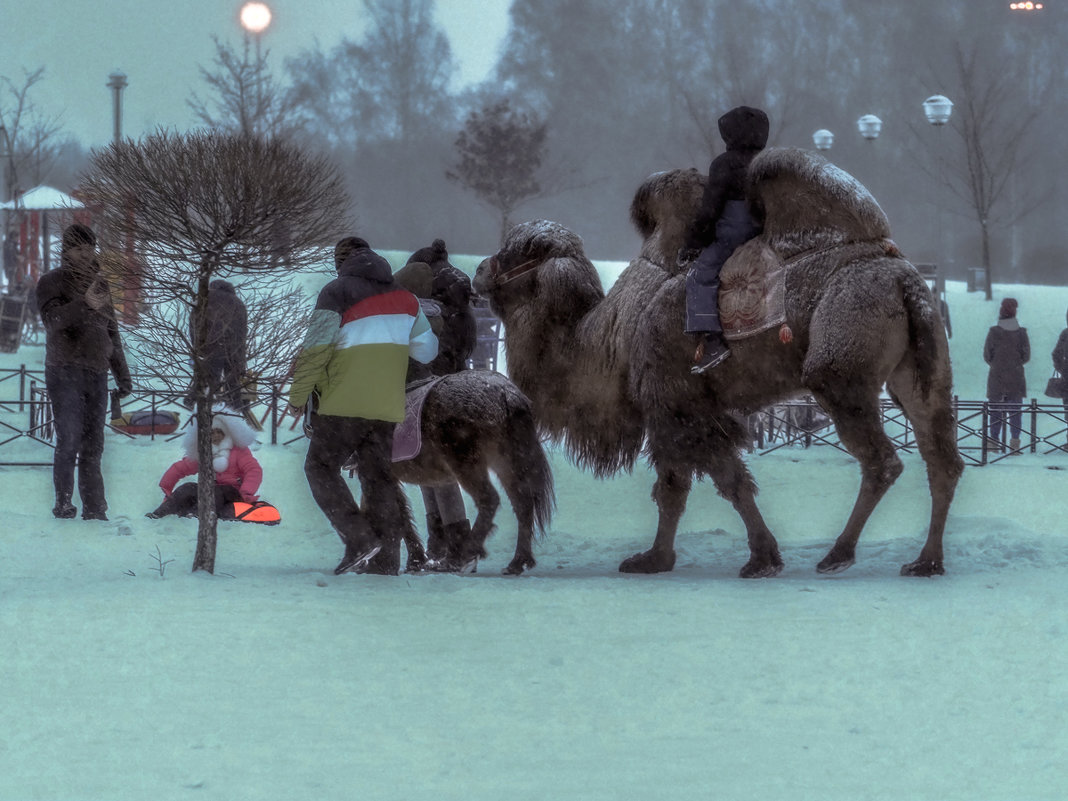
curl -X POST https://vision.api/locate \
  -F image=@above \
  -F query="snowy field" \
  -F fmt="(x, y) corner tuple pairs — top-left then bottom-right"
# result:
(1, 260), (1066, 800)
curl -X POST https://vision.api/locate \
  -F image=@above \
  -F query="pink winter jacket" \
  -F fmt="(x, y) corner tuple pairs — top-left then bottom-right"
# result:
(159, 446), (263, 501)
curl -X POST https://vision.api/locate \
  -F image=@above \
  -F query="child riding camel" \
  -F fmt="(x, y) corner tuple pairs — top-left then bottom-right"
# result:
(146, 406), (262, 519)
(681, 105), (770, 374)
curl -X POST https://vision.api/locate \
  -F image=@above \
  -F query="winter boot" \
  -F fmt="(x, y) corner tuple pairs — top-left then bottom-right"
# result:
(363, 532), (401, 575)
(691, 333), (731, 375)
(1008, 437), (1022, 455)
(53, 498), (77, 519)
(404, 530), (430, 573)
(424, 512), (446, 561)
(424, 519), (483, 573)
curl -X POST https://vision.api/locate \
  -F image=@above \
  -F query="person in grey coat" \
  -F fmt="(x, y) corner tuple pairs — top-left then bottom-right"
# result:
(983, 297), (1029, 453)
(1050, 306), (1068, 443)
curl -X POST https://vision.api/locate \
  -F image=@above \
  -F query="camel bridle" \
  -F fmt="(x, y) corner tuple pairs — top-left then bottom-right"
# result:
(491, 254), (541, 285)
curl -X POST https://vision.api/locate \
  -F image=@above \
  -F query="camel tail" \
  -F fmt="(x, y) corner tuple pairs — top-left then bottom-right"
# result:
(504, 394), (556, 536)
(902, 267), (941, 400)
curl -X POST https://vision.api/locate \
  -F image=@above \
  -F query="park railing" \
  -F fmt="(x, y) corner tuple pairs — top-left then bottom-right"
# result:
(1, 365), (1065, 468)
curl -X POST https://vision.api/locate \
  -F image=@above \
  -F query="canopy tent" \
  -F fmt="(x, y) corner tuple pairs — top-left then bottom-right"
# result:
(0, 184), (84, 211)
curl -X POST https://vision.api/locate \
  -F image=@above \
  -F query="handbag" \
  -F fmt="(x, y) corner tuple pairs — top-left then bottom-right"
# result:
(1044, 371), (1064, 399)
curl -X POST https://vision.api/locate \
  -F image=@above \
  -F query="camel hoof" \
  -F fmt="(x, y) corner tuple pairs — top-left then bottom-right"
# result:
(502, 556), (536, 576)
(739, 557), (784, 579)
(900, 559), (945, 577)
(619, 549), (676, 574)
(816, 555), (856, 574)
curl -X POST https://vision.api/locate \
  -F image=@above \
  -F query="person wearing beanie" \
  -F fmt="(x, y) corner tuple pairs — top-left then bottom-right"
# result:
(681, 105), (770, 375)
(146, 406), (262, 519)
(289, 236), (438, 576)
(405, 238), (477, 375)
(983, 296), (1030, 454)
(35, 223), (132, 520)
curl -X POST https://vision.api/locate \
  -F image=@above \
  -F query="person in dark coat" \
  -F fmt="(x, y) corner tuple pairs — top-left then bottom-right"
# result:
(288, 236), (438, 576)
(36, 223), (133, 520)
(406, 239), (477, 375)
(984, 297), (1030, 453)
(1050, 306), (1068, 442)
(190, 280), (248, 412)
(681, 105), (770, 374)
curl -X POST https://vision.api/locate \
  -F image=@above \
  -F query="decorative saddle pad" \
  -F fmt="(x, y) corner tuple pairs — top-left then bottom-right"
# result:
(392, 377), (445, 462)
(718, 238), (788, 342)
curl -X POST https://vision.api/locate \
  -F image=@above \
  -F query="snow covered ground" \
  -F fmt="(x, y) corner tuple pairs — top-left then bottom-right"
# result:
(2, 261), (1066, 800)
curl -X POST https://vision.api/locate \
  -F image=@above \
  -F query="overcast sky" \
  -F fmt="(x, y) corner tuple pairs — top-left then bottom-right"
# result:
(0, 0), (510, 146)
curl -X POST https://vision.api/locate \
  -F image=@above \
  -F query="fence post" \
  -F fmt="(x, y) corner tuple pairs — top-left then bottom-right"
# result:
(1029, 397), (1038, 454)
(981, 402), (989, 465)
(270, 383), (279, 445)
(19, 363), (26, 413)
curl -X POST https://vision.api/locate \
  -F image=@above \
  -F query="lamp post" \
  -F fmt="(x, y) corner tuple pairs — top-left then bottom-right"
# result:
(856, 114), (882, 198)
(239, 2), (272, 137)
(106, 70), (128, 144)
(812, 129), (834, 152)
(923, 95), (953, 274)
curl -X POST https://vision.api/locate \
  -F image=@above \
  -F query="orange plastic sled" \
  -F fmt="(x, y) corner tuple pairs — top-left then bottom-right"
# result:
(229, 500), (282, 525)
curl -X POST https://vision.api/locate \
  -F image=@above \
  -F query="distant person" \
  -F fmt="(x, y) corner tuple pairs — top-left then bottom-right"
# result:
(146, 407), (262, 519)
(189, 279), (248, 412)
(983, 297), (1030, 454)
(289, 236), (438, 576)
(1051, 306), (1068, 445)
(680, 105), (770, 374)
(36, 223), (132, 520)
(405, 238), (477, 375)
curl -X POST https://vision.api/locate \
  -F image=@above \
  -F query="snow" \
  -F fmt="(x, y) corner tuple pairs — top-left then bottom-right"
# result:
(2, 260), (1066, 800)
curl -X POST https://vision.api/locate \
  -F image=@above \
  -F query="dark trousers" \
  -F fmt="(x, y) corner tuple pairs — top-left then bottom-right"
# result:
(304, 413), (415, 574)
(46, 364), (109, 514)
(988, 395), (1023, 441)
(151, 482), (242, 518)
(685, 200), (761, 335)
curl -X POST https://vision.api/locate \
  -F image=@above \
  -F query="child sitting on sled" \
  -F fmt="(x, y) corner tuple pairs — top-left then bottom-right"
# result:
(146, 406), (262, 519)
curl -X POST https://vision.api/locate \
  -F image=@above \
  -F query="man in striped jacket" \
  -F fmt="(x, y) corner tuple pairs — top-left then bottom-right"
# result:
(289, 237), (438, 575)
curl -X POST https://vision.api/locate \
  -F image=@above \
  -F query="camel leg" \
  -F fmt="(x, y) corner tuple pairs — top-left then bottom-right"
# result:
(887, 375), (964, 577)
(452, 469), (500, 561)
(500, 490), (537, 576)
(618, 466), (689, 573)
(812, 392), (903, 574)
(704, 450), (783, 578)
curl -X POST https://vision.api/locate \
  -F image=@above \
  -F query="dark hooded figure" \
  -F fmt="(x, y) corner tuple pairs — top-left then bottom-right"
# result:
(35, 223), (132, 520)
(406, 239), (476, 375)
(190, 279), (248, 411)
(1051, 307), (1068, 439)
(681, 105), (770, 374)
(983, 297), (1030, 453)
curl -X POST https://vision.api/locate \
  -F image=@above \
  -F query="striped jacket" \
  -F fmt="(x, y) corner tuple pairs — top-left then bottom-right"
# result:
(289, 247), (438, 422)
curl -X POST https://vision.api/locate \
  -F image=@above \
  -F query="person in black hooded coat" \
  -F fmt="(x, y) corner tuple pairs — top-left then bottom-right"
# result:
(190, 279), (248, 412)
(681, 105), (770, 374)
(406, 239), (476, 375)
(36, 223), (132, 520)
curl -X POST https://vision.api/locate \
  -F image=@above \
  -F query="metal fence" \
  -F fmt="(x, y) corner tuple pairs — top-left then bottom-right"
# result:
(2, 365), (1066, 468)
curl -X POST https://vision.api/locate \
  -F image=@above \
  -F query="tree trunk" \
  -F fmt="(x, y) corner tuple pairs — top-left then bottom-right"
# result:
(980, 217), (993, 302)
(191, 266), (219, 574)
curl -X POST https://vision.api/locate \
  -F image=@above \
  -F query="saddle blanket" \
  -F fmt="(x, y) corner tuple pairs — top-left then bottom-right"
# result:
(392, 377), (445, 462)
(718, 238), (787, 342)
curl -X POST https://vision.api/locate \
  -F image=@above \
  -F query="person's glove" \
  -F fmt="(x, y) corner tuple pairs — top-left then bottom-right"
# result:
(677, 248), (700, 267)
(116, 381), (133, 399)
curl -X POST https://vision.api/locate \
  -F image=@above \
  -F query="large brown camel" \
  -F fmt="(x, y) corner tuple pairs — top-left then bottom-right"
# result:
(473, 146), (964, 578)
(387, 369), (555, 575)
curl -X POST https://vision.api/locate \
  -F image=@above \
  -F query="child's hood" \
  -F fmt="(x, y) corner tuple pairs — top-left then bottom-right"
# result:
(718, 105), (769, 152)
(180, 405), (258, 461)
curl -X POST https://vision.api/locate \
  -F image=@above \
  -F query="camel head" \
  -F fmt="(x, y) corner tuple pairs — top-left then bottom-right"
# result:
(473, 220), (604, 323)
(629, 167), (706, 274)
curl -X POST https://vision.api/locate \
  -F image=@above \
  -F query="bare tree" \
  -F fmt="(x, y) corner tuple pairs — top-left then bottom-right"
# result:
(188, 36), (301, 139)
(447, 99), (549, 244)
(0, 67), (64, 199)
(78, 130), (350, 573)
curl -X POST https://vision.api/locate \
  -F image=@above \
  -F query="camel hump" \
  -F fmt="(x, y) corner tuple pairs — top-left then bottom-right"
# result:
(750, 147), (892, 250)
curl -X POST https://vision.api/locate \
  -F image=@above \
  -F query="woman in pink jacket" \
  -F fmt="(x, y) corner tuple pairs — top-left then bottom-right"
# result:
(146, 407), (262, 519)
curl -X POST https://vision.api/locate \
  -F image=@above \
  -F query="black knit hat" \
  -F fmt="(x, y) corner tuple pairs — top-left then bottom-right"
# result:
(407, 238), (448, 267)
(334, 236), (370, 270)
(62, 223), (96, 252)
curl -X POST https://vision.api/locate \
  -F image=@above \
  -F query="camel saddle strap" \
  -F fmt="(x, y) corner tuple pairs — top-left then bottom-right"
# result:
(392, 376), (446, 462)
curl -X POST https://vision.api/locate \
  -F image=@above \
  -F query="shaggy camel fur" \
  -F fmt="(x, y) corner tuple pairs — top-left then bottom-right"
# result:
(390, 370), (555, 575)
(473, 147), (963, 578)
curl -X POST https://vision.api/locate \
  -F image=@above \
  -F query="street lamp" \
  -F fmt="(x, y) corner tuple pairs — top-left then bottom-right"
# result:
(857, 114), (882, 141)
(923, 95), (953, 276)
(240, 2), (272, 35)
(106, 70), (128, 144)
(812, 129), (834, 151)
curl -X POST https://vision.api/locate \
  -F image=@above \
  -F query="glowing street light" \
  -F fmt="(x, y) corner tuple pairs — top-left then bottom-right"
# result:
(812, 129), (834, 151)
(240, 2), (272, 34)
(1009, 2), (1044, 9)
